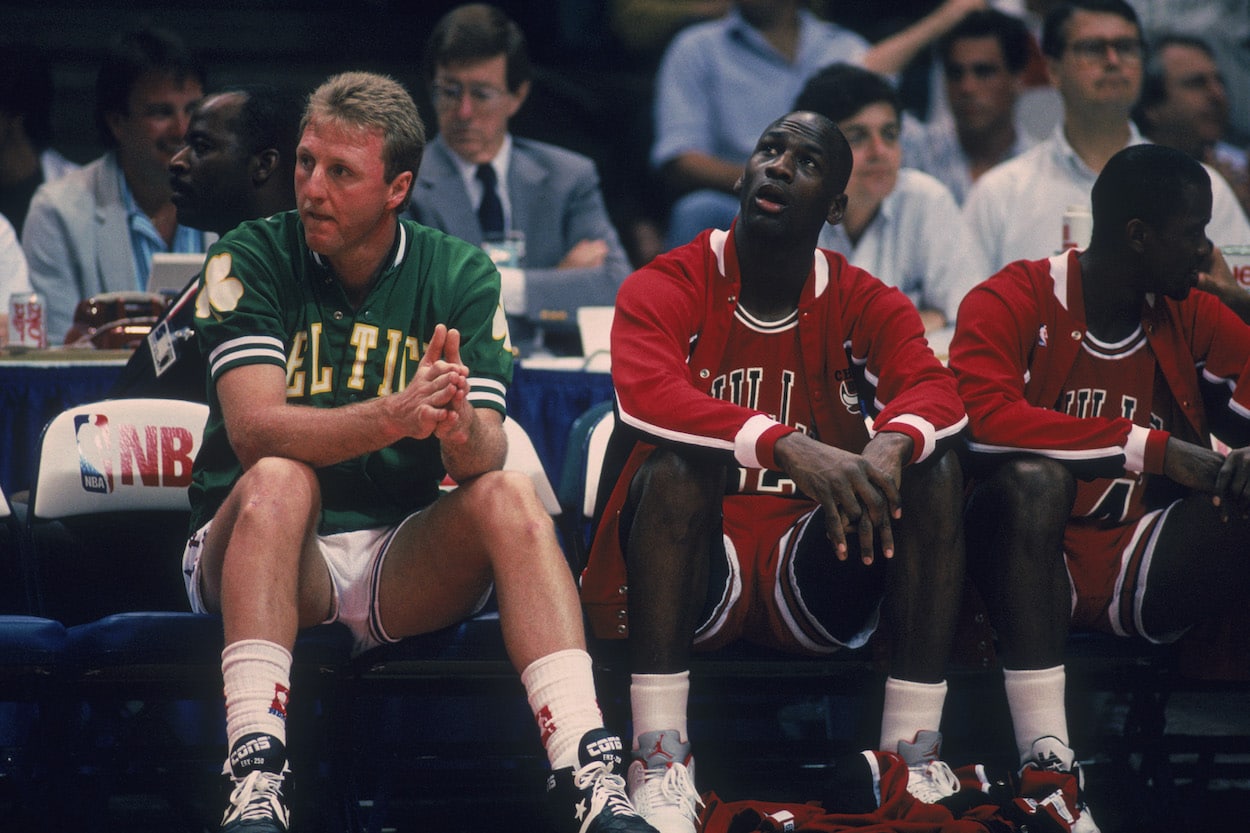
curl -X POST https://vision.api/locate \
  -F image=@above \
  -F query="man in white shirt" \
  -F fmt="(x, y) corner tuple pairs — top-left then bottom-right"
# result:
(1133, 34), (1248, 219)
(798, 63), (988, 332)
(962, 0), (1250, 272)
(903, 9), (1036, 204)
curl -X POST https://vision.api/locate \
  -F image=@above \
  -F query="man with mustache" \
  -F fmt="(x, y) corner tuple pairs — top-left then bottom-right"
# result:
(951, 143), (1250, 833)
(21, 24), (209, 344)
(580, 110), (968, 832)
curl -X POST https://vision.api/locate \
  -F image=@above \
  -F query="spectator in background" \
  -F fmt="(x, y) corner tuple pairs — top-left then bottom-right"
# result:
(1127, 0), (1250, 145)
(798, 63), (988, 332)
(22, 24), (209, 345)
(961, 0), (1250, 272)
(1133, 34), (1249, 219)
(408, 3), (631, 358)
(167, 86), (299, 238)
(0, 46), (79, 237)
(0, 47), (75, 345)
(110, 84), (301, 401)
(609, 0), (732, 65)
(651, 0), (991, 250)
(0, 214), (29, 348)
(903, 9), (1036, 204)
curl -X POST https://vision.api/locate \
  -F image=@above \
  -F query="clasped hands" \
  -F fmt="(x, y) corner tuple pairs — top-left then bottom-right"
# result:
(397, 323), (473, 444)
(775, 431), (913, 566)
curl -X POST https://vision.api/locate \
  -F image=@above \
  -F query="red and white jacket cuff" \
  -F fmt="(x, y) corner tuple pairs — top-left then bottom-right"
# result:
(739, 414), (797, 471)
(1127, 425), (1170, 475)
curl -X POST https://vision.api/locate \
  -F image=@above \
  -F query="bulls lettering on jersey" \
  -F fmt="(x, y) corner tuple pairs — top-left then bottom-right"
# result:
(1058, 326), (1175, 523)
(715, 305), (867, 496)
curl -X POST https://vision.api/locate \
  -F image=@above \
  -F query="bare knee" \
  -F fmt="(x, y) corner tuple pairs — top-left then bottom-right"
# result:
(903, 448), (964, 542)
(461, 469), (554, 543)
(233, 457), (321, 525)
(199, 458), (321, 608)
(629, 448), (724, 537)
(980, 456), (1075, 520)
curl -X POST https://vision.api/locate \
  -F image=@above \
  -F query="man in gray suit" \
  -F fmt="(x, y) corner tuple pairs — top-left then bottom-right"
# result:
(409, 3), (631, 357)
(22, 24), (209, 345)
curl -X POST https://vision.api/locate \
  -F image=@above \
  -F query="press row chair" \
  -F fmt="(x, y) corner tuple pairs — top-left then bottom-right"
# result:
(22, 398), (353, 829)
(0, 482), (70, 827)
(555, 399), (616, 574)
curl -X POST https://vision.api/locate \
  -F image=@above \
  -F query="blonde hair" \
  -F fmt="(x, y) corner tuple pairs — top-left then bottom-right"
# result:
(302, 71), (425, 197)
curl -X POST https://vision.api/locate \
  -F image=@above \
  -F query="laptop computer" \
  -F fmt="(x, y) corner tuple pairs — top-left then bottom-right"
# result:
(147, 252), (207, 296)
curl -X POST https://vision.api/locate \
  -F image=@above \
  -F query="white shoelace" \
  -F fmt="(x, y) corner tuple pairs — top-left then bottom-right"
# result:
(643, 762), (702, 819)
(223, 769), (289, 826)
(906, 759), (961, 804)
(573, 761), (639, 833)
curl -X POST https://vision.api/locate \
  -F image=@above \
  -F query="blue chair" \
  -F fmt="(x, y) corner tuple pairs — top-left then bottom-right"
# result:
(0, 483), (71, 826)
(555, 399), (615, 573)
(23, 398), (353, 828)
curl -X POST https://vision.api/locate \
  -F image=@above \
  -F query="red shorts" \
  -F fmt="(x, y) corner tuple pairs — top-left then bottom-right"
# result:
(1063, 501), (1180, 642)
(582, 445), (883, 654)
(695, 494), (881, 655)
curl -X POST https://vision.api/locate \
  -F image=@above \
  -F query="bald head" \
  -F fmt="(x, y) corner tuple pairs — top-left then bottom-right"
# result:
(764, 110), (853, 194)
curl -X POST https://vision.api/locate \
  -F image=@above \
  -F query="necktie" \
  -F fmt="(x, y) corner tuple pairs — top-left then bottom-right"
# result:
(476, 163), (504, 236)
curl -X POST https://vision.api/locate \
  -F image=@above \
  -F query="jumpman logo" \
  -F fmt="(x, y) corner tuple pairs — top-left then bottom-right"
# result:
(649, 732), (674, 762)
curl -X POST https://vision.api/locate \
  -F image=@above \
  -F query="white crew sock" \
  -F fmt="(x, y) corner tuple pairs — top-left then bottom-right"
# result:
(222, 639), (293, 751)
(521, 648), (604, 770)
(879, 676), (948, 752)
(1004, 665), (1070, 765)
(630, 671), (691, 749)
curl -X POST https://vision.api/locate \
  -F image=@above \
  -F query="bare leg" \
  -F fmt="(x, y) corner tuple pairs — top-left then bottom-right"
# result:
(965, 457), (1076, 670)
(196, 456), (333, 650)
(1139, 495), (1250, 638)
(622, 449), (725, 674)
(379, 469), (585, 671)
(885, 448), (966, 684)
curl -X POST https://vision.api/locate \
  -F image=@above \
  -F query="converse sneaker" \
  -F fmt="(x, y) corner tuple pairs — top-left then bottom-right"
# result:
(626, 730), (702, 833)
(547, 728), (660, 833)
(897, 729), (961, 804)
(1019, 736), (1100, 833)
(220, 732), (290, 833)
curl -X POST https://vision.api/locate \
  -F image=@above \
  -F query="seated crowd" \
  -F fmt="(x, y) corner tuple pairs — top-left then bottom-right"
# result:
(2, 3), (1249, 833)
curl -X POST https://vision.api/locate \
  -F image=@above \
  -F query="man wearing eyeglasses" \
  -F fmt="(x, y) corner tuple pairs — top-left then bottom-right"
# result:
(962, 0), (1250, 272)
(408, 3), (631, 357)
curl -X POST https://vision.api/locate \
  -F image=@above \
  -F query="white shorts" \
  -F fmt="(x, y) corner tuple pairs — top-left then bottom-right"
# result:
(182, 513), (491, 655)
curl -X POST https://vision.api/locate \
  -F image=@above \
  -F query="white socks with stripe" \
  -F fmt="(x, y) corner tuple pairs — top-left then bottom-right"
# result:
(222, 639), (293, 751)
(522, 648), (605, 770)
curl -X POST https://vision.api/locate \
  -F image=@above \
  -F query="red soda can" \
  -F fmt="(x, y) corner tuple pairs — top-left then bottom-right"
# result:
(8, 291), (48, 349)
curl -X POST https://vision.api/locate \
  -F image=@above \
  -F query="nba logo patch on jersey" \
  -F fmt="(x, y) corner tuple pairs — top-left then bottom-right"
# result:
(74, 413), (112, 494)
(1038, 324), (1049, 347)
